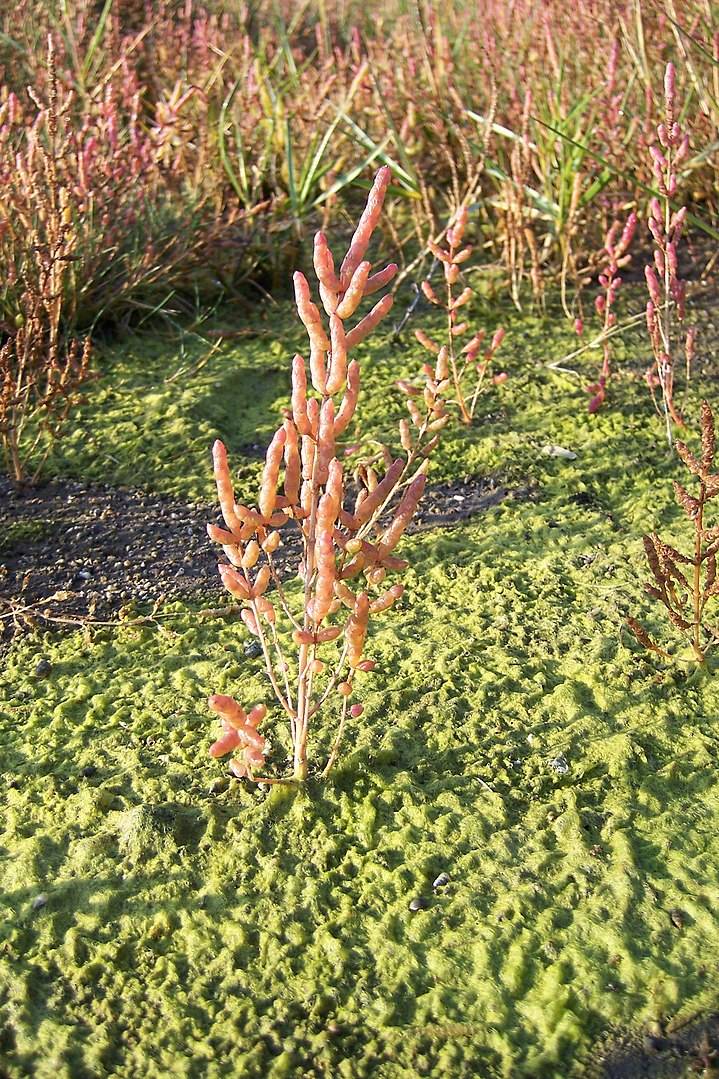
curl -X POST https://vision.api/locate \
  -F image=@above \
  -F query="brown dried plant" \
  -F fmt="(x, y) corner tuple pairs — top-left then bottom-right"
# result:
(206, 167), (438, 785)
(628, 402), (719, 665)
(0, 38), (91, 484)
(400, 204), (506, 427)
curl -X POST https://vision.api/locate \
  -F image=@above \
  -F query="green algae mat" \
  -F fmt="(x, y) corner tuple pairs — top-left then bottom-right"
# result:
(3, 293), (719, 1077)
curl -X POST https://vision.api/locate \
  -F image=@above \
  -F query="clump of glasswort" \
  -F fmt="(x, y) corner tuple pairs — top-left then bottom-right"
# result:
(585, 212), (637, 413)
(644, 61), (696, 445)
(206, 167), (436, 783)
(0, 37), (92, 485)
(401, 204), (506, 426)
(628, 401), (719, 665)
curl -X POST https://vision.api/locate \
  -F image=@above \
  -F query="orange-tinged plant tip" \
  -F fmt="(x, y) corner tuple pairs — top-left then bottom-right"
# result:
(364, 263), (398, 296)
(207, 523), (238, 545)
(490, 328), (506, 351)
(219, 564), (250, 600)
(336, 261), (371, 320)
(247, 704), (267, 727)
(262, 530), (282, 554)
(259, 426), (287, 519)
(313, 231), (340, 292)
(354, 458), (404, 525)
(380, 473), (426, 552)
(294, 271), (331, 351)
(208, 694), (247, 726)
(452, 287), (473, 310)
(415, 329), (439, 353)
(370, 582), (404, 613)
(339, 165), (392, 287)
(210, 728), (242, 757)
(428, 241), (451, 264)
(251, 565), (271, 597)
(338, 681), (352, 696)
(241, 609), (260, 635)
(345, 294), (393, 351)
(421, 280), (438, 303)
(241, 540), (261, 569)
(291, 354), (312, 436)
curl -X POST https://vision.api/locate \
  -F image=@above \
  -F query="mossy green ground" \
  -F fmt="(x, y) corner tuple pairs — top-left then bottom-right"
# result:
(3, 292), (719, 1077)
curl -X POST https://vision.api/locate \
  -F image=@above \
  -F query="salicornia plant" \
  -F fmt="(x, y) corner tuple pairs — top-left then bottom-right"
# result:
(586, 212), (637, 413)
(207, 167), (433, 784)
(404, 205), (506, 426)
(628, 402), (719, 665)
(644, 62), (694, 444)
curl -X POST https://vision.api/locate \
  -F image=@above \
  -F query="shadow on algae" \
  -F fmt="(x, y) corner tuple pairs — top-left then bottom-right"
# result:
(2, 289), (719, 1077)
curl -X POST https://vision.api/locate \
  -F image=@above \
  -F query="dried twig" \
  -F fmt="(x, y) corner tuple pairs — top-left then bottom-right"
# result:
(628, 401), (719, 665)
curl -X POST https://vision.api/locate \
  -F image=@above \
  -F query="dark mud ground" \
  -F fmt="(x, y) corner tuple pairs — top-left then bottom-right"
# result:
(0, 472), (509, 640)
(595, 1014), (719, 1078)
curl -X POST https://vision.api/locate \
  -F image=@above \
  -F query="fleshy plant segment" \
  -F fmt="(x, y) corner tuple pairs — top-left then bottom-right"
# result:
(207, 167), (431, 784)
(408, 205), (506, 425)
(644, 62), (694, 445)
(586, 213), (637, 414)
(628, 402), (719, 665)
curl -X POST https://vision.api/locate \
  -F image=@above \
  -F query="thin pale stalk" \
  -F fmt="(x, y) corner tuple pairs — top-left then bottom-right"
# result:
(321, 688), (351, 778)
(693, 486), (706, 662)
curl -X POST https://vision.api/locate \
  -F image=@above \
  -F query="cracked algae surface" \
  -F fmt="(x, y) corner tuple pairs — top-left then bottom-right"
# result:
(3, 292), (719, 1076)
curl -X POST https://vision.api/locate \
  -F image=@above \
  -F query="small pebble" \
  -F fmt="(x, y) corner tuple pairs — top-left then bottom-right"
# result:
(643, 1035), (672, 1053)
(31, 894), (48, 911)
(244, 641), (263, 659)
(35, 658), (52, 677)
(409, 896), (429, 912)
(550, 754), (569, 775)
(542, 444), (578, 460)
(432, 873), (450, 889)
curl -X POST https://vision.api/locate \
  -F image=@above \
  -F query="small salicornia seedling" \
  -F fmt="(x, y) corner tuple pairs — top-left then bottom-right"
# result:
(585, 211), (637, 414)
(628, 401), (719, 665)
(402, 205), (505, 427)
(644, 62), (696, 445)
(207, 166), (437, 784)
